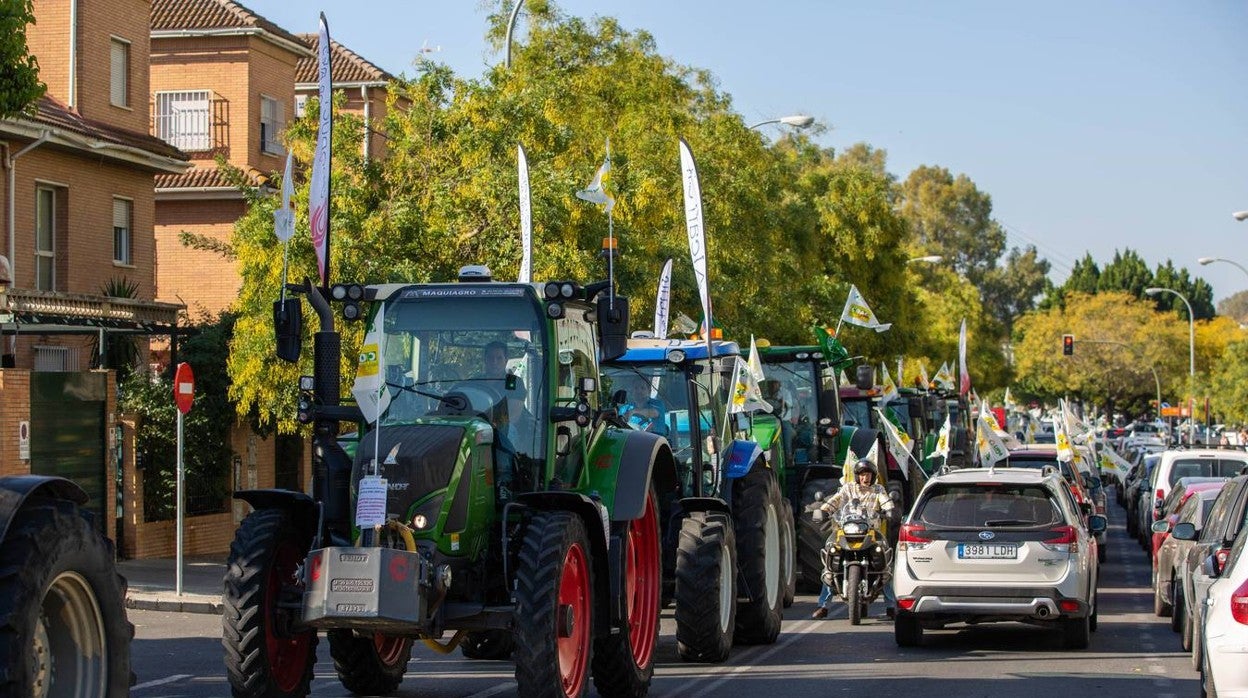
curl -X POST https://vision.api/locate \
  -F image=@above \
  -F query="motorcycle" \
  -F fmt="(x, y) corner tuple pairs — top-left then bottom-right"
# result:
(818, 499), (891, 625)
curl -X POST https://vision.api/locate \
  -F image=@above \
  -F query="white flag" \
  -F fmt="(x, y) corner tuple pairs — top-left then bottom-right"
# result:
(1054, 413), (1074, 463)
(958, 318), (970, 396)
(654, 258), (672, 339)
(679, 138), (712, 343)
(875, 407), (913, 480)
(351, 302), (391, 424)
(934, 362), (955, 391)
(919, 362), (931, 390)
(309, 13), (332, 287)
(880, 363), (899, 404)
(728, 356), (772, 415)
(575, 140), (614, 213)
(976, 402), (1010, 467)
(518, 144), (532, 283)
(274, 150), (295, 242)
(840, 284), (892, 332)
(934, 414), (952, 459)
(748, 335), (765, 381)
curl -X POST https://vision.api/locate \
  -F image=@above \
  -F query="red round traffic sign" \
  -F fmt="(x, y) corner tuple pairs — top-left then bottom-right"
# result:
(174, 362), (195, 414)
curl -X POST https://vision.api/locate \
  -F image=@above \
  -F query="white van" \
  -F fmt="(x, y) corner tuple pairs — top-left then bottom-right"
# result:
(1145, 449), (1248, 528)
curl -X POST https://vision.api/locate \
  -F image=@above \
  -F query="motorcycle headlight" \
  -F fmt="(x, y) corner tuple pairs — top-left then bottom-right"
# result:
(844, 522), (866, 535)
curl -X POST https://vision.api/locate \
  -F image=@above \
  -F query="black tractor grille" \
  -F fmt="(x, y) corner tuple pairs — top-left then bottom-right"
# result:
(353, 424), (466, 519)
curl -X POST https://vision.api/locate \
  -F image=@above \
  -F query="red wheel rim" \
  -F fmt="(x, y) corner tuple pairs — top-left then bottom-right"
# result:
(373, 634), (407, 667)
(624, 491), (660, 669)
(557, 541), (591, 697)
(264, 541), (313, 692)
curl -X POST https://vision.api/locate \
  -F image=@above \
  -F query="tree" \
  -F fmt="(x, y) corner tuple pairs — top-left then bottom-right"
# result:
(981, 245), (1052, 336)
(1151, 259), (1215, 320)
(1096, 249), (1153, 297)
(1210, 341), (1248, 424)
(0, 0), (44, 118)
(898, 165), (1006, 287)
(1217, 290), (1248, 323)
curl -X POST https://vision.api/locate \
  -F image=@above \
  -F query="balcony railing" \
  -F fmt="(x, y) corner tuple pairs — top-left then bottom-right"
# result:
(1, 287), (183, 331)
(151, 93), (230, 156)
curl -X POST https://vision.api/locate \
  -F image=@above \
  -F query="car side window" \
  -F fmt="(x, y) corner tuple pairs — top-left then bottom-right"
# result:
(1199, 483), (1239, 545)
(1177, 496), (1198, 523)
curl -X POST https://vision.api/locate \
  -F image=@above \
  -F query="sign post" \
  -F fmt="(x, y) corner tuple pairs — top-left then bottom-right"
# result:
(173, 362), (195, 595)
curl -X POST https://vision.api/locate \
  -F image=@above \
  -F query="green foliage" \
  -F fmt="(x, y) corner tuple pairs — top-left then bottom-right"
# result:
(899, 164), (1006, 287)
(1044, 248), (1214, 320)
(1217, 289), (1248, 322)
(120, 314), (237, 520)
(981, 245), (1052, 336)
(90, 277), (142, 383)
(1210, 340), (1248, 424)
(0, 0), (44, 118)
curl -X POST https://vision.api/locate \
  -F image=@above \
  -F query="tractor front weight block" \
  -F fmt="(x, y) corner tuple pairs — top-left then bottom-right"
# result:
(303, 546), (431, 634)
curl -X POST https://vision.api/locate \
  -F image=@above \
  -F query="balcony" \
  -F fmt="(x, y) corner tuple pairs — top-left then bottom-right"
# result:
(0, 287), (183, 333)
(151, 91), (230, 157)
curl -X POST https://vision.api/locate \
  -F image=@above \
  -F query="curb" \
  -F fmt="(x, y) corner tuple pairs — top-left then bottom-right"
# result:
(125, 593), (223, 615)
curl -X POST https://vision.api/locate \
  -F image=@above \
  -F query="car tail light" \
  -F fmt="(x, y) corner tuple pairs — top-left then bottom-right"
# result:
(898, 523), (931, 551)
(1215, 548), (1231, 573)
(1232, 578), (1248, 625)
(1041, 525), (1078, 554)
(1059, 599), (1081, 613)
(898, 597), (916, 611)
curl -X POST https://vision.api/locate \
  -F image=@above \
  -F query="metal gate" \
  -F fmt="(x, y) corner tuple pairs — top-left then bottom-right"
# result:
(29, 372), (107, 533)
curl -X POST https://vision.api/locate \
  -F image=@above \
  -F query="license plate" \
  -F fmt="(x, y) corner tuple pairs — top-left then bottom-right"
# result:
(958, 543), (1018, 559)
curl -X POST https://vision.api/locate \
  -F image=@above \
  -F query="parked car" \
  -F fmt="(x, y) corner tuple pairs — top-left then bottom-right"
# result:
(1150, 485), (1223, 620)
(1151, 478), (1229, 565)
(1140, 450), (1248, 550)
(1199, 517), (1248, 697)
(1171, 474), (1248, 669)
(1125, 453), (1162, 539)
(893, 467), (1105, 649)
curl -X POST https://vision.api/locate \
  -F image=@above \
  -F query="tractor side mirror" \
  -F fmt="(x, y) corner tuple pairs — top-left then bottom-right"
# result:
(855, 364), (874, 391)
(818, 390), (839, 427)
(597, 295), (630, 362)
(908, 397), (924, 419)
(274, 298), (302, 363)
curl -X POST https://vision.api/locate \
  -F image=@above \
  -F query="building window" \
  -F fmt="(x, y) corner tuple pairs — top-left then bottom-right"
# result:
(260, 95), (284, 155)
(110, 38), (130, 107)
(113, 198), (132, 265)
(294, 94), (307, 118)
(155, 90), (211, 151)
(34, 346), (78, 372)
(35, 187), (55, 291)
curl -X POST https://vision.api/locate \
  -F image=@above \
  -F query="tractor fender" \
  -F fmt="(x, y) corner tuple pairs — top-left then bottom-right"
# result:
(513, 490), (612, 634)
(677, 496), (731, 516)
(846, 427), (880, 460)
(233, 489), (320, 533)
(611, 431), (678, 522)
(0, 475), (89, 546)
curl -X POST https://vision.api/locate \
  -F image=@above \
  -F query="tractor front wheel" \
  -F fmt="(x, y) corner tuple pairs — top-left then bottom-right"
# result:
(514, 511), (594, 698)
(223, 508), (317, 698)
(593, 488), (660, 697)
(674, 511), (736, 662)
(328, 630), (411, 695)
(732, 467), (783, 644)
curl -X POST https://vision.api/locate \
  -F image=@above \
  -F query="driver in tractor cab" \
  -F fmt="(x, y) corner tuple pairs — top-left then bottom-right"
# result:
(762, 378), (798, 463)
(615, 372), (670, 436)
(480, 341), (533, 500)
(810, 460), (900, 619)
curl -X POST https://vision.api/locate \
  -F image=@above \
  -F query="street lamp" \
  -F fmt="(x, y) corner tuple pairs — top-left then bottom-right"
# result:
(1233, 211), (1248, 221)
(1198, 256), (1248, 282)
(906, 255), (943, 264)
(504, 0), (525, 69)
(747, 114), (815, 131)
(1144, 287), (1195, 377)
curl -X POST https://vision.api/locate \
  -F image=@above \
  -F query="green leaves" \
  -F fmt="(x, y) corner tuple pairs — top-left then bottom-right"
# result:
(0, 0), (44, 119)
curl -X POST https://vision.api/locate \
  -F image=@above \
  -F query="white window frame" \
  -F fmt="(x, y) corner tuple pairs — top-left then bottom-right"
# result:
(260, 95), (285, 155)
(110, 37), (130, 108)
(35, 186), (55, 291)
(154, 90), (212, 151)
(113, 197), (132, 265)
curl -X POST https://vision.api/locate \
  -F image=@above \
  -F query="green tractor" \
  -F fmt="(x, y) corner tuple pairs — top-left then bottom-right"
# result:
(601, 337), (787, 663)
(222, 268), (678, 698)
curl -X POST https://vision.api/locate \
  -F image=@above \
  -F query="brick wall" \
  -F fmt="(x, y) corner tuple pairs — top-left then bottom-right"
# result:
(247, 36), (299, 173)
(150, 34), (250, 164)
(154, 197), (245, 314)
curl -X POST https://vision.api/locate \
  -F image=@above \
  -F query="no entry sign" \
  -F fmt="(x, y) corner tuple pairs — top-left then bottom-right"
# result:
(174, 362), (195, 414)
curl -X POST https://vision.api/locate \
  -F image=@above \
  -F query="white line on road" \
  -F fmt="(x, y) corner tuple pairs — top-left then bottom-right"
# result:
(464, 682), (515, 698)
(666, 619), (823, 698)
(132, 674), (193, 691)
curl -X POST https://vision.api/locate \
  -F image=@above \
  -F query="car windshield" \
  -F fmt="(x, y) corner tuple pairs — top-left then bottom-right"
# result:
(1167, 458), (1248, 486)
(376, 291), (546, 461)
(916, 483), (1062, 528)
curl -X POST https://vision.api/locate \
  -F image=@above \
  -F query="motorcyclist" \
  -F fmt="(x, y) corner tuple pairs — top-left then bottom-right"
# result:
(811, 459), (899, 619)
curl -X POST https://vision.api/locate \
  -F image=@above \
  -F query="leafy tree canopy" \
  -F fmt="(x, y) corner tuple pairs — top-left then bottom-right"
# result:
(0, 0), (44, 118)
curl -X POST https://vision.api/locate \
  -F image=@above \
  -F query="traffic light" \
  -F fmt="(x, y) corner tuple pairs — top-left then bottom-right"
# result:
(1062, 334), (1074, 356)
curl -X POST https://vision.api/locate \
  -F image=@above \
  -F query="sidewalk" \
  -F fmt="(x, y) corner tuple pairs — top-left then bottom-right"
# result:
(118, 555), (227, 615)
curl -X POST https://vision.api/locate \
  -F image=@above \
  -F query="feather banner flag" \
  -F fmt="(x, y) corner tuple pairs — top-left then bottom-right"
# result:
(958, 318), (971, 396)
(654, 258), (673, 339)
(679, 138), (712, 340)
(517, 144), (532, 282)
(309, 13), (332, 287)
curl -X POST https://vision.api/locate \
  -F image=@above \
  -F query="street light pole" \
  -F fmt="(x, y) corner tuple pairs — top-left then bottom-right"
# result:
(1198, 256), (1248, 282)
(748, 114), (815, 131)
(504, 0), (525, 69)
(1144, 287), (1195, 377)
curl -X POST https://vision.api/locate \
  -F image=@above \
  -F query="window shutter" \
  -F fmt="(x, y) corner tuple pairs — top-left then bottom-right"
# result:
(110, 41), (128, 106)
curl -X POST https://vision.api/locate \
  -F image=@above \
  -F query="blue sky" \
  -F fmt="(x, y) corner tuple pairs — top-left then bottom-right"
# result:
(247, 1), (1248, 302)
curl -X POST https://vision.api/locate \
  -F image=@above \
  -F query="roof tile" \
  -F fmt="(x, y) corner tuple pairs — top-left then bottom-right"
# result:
(296, 34), (394, 85)
(151, 0), (308, 52)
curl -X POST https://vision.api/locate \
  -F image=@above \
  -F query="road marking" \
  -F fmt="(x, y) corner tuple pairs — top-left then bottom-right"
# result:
(132, 674), (193, 691)
(464, 683), (515, 698)
(669, 619), (822, 698)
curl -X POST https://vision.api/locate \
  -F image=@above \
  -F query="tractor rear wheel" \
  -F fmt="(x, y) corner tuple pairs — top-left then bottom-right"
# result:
(675, 511), (736, 663)
(223, 508), (317, 698)
(732, 467), (783, 645)
(328, 630), (411, 695)
(593, 488), (660, 697)
(797, 478), (837, 592)
(460, 630), (515, 660)
(0, 498), (132, 696)
(780, 499), (796, 608)
(514, 511), (593, 698)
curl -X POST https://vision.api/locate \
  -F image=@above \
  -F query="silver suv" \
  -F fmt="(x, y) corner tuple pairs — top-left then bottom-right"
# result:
(893, 467), (1105, 649)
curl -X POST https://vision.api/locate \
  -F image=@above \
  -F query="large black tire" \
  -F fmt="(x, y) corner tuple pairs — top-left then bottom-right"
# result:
(592, 488), (660, 698)
(0, 498), (132, 696)
(1153, 568), (1172, 617)
(1062, 614), (1090, 650)
(846, 564), (863, 626)
(675, 512), (736, 663)
(460, 630), (515, 660)
(780, 499), (796, 608)
(732, 467), (783, 645)
(1181, 589), (1195, 652)
(327, 630), (411, 695)
(514, 511), (594, 698)
(223, 508), (318, 698)
(894, 611), (922, 647)
(797, 478), (837, 592)
(1171, 582), (1185, 634)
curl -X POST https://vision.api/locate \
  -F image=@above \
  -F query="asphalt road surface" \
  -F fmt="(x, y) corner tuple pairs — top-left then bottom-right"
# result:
(130, 503), (1197, 697)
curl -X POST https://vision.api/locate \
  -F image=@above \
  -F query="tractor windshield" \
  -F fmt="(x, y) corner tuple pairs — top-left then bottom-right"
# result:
(760, 360), (819, 462)
(842, 398), (873, 429)
(377, 290), (546, 464)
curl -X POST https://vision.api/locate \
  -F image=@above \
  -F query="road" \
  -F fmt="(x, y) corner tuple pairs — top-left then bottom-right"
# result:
(130, 505), (1198, 697)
